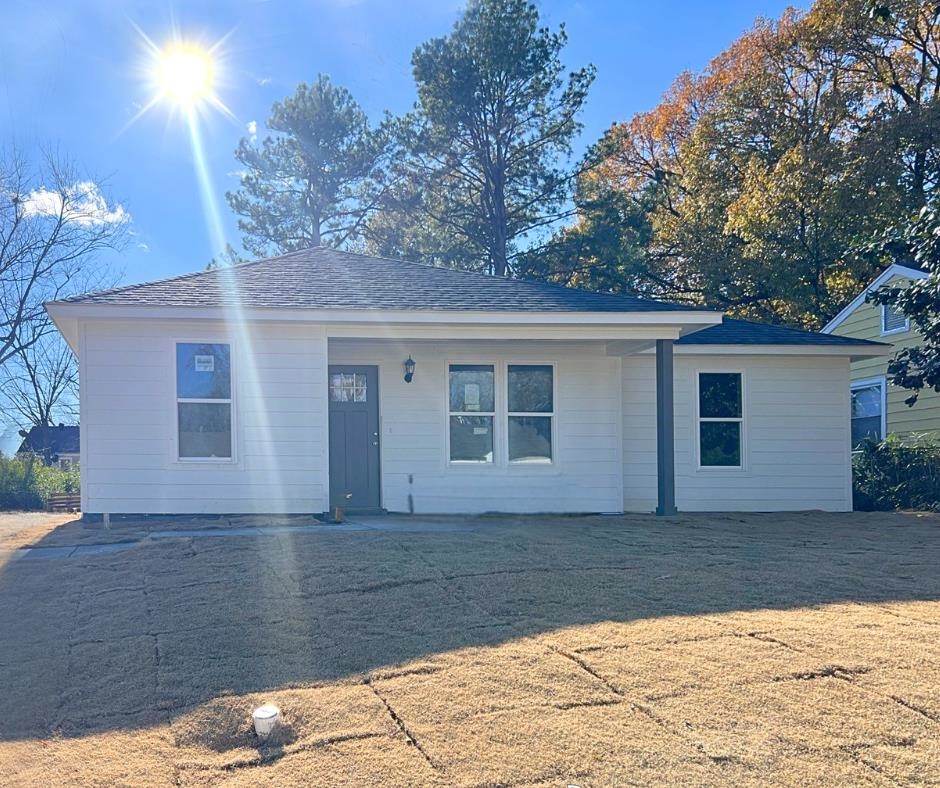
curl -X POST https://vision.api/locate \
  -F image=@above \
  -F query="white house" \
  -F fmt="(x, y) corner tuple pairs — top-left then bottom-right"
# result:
(45, 248), (886, 517)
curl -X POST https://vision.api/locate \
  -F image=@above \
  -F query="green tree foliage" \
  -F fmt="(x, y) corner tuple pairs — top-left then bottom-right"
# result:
(869, 206), (940, 403)
(371, 0), (595, 276)
(853, 435), (940, 510)
(226, 75), (388, 256)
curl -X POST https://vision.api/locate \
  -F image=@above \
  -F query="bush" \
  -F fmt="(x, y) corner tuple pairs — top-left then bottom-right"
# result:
(853, 435), (940, 511)
(0, 453), (80, 510)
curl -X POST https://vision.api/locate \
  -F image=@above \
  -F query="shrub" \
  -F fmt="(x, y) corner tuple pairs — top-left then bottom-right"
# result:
(0, 453), (80, 510)
(853, 435), (940, 511)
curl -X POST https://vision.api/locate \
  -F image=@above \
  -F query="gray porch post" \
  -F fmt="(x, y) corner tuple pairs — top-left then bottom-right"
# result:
(655, 339), (677, 516)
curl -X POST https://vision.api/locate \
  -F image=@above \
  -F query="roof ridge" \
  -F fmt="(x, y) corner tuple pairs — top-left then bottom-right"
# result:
(326, 247), (699, 308)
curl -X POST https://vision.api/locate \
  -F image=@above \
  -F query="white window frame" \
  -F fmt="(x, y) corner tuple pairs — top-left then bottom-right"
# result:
(444, 360), (557, 468)
(881, 304), (910, 336)
(695, 370), (745, 471)
(507, 363), (555, 465)
(850, 376), (887, 450)
(174, 341), (236, 464)
(447, 362), (497, 465)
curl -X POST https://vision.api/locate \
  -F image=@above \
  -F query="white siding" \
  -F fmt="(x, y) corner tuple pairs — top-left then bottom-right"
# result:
(81, 320), (329, 514)
(329, 339), (624, 514)
(622, 353), (853, 512)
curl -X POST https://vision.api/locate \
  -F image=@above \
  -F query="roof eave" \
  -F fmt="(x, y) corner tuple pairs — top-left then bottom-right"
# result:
(44, 301), (724, 327)
(668, 342), (889, 360)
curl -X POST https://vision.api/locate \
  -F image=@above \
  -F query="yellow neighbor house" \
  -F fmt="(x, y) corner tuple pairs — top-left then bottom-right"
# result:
(823, 263), (937, 448)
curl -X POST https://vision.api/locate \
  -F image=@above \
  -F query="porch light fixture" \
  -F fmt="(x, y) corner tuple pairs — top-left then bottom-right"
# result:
(403, 356), (416, 383)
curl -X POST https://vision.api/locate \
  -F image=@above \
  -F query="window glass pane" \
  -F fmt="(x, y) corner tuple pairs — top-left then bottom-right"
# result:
(509, 416), (552, 462)
(449, 365), (494, 413)
(851, 385), (882, 419)
(330, 373), (367, 402)
(883, 305), (907, 333)
(508, 365), (553, 413)
(178, 402), (232, 458)
(177, 343), (231, 399)
(851, 416), (882, 449)
(699, 373), (741, 419)
(449, 415), (493, 462)
(700, 421), (741, 467)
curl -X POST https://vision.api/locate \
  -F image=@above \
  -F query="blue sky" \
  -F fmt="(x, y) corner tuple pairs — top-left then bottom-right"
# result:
(1, 0), (794, 289)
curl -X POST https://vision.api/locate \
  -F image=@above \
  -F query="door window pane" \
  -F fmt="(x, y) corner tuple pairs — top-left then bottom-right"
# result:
(178, 403), (232, 458)
(177, 343), (231, 399)
(449, 365), (495, 413)
(449, 416), (493, 462)
(699, 421), (741, 467)
(508, 416), (552, 462)
(508, 365), (553, 413)
(699, 373), (741, 419)
(330, 373), (367, 402)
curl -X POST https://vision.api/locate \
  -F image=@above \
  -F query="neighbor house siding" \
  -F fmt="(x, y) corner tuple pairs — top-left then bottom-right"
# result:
(622, 353), (852, 512)
(328, 339), (624, 514)
(80, 320), (329, 514)
(832, 274), (940, 440)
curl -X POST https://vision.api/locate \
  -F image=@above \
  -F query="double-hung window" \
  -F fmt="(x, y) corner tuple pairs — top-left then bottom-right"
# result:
(448, 364), (495, 463)
(176, 343), (233, 460)
(698, 372), (743, 467)
(508, 364), (553, 463)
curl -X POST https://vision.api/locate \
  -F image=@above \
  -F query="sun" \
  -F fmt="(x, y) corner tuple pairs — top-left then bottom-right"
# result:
(156, 44), (215, 105)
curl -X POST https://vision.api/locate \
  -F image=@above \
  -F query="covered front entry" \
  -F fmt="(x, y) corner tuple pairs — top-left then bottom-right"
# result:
(328, 365), (381, 511)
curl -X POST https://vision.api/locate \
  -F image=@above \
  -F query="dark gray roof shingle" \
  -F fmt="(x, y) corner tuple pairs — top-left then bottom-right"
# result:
(17, 425), (80, 456)
(678, 317), (887, 347)
(57, 247), (701, 313)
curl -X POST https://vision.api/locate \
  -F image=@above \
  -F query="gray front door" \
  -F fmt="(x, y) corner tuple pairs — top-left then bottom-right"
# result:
(328, 365), (380, 510)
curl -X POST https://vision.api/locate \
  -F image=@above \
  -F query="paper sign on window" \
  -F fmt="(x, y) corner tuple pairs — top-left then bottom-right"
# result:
(194, 355), (215, 372)
(464, 383), (480, 411)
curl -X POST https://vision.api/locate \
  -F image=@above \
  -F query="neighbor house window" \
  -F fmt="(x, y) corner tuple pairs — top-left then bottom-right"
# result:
(851, 379), (884, 449)
(449, 364), (494, 462)
(508, 364), (553, 463)
(881, 304), (909, 335)
(176, 343), (232, 459)
(698, 372), (743, 467)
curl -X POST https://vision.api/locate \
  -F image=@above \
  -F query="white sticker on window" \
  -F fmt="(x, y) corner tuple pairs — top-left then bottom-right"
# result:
(465, 383), (480, 411)
(473, 426), (488, 435)
(194, 355), (215, 372)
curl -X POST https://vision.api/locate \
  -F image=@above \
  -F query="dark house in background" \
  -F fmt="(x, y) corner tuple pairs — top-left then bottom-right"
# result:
(17, 425), (80, 469)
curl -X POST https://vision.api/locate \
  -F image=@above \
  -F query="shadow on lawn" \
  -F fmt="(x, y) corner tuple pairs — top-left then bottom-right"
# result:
(0, 510), (938, 740)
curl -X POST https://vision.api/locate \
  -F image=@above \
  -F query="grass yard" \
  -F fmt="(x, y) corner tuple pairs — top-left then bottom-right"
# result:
(0, 511), (938, 786)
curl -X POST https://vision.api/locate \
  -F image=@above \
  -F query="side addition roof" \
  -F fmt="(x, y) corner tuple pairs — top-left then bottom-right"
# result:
(678, 317), (888, 348)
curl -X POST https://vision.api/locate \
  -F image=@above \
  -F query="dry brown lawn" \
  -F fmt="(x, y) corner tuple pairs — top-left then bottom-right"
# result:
(0, 510), (938, 786)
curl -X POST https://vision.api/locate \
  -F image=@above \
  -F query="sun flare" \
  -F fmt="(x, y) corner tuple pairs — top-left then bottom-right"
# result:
(156, 44), (215, 105)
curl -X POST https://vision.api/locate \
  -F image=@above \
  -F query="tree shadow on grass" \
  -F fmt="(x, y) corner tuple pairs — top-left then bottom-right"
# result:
(0, 510), (938, 741)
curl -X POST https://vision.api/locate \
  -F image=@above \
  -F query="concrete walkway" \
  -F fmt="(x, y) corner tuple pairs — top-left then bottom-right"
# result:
(10, 515), (477, 560)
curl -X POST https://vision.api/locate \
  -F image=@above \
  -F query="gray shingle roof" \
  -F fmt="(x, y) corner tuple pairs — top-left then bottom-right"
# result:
(678, 317), (887, 347)
(17, 425), (80, 456)
(57, 247), (702, 313)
